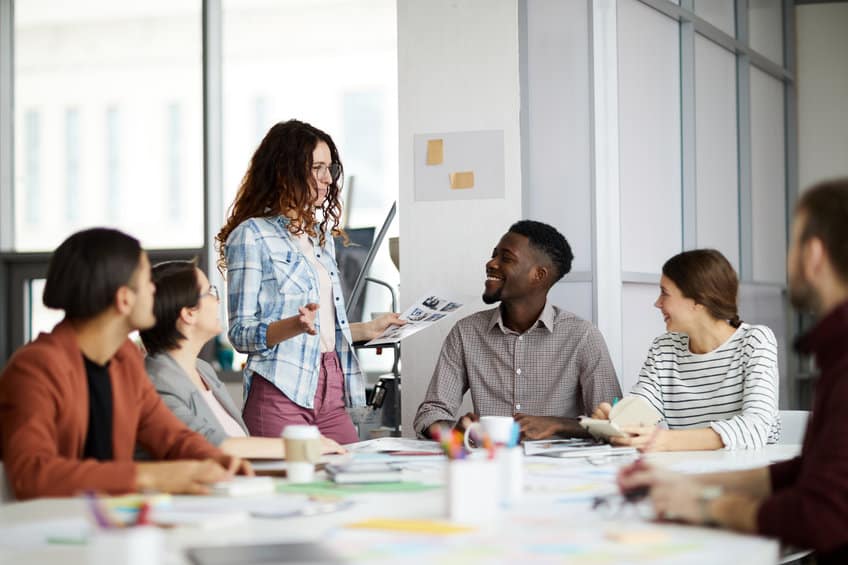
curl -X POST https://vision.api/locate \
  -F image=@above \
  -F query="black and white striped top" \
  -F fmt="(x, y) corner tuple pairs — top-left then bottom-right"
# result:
(631, 323), (781, 449)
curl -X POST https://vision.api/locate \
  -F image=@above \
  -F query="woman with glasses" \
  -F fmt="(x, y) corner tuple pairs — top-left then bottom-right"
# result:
(592, 249), (780, 451)
(216, 120), (402, 444)
(139, 260), (344, 458)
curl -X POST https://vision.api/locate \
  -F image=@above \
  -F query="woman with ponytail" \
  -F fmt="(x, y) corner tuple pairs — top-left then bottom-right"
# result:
(593, 249), (780, 451)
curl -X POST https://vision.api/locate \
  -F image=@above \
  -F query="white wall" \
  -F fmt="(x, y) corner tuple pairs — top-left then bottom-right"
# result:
(397, 0), (523, 436)
(797, 3), (848, 191)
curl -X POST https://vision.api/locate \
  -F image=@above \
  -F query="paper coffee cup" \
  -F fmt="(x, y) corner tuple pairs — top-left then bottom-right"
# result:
(282, 425), (321, 483)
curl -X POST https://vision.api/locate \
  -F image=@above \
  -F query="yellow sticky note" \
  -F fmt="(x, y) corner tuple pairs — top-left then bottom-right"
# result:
(346, 518), (474, 535)
(426, 139), (444, 165)
(605, 529), (670, 544)
(449, 171), (475, 189)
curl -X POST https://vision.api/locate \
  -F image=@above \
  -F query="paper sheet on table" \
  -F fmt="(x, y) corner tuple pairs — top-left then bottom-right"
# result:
(346, 437), (443, 454)
(365, 293), (464, 346)
(0, 518), (90, 549)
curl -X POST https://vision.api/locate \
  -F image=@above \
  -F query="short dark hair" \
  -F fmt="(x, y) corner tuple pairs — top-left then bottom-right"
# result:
(797, 178), (848, 283)
(508, 220), (574, 284)
(43, 228), (142, 320)
(139, 260), (200, 356)
(662, 249), (741, 328)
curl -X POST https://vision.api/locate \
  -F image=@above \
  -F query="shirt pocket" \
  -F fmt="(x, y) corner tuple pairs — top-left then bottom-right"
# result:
(268, 251), (312, 297)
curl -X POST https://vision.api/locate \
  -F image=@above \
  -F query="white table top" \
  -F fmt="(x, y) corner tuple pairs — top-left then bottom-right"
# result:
(0, 444), (800, 565)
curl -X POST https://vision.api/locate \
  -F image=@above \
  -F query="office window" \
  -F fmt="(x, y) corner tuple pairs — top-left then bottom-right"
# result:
(65, 108), (81, 223)
(167, 102), (182, 222)
(23, 110), (40, 226)
(13, 1), (203, 251)
(750, 67), (786, 285)
(694, 0), (735, 37)
(749, 0), (784, 65)
(106, 106), (120, 221)
(694, 35), (739, 269)
(617, 0), (682, 274)
(253, 96), (269, 144)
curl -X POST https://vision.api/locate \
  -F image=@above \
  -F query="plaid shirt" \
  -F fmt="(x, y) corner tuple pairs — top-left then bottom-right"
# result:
(225, 216), (365, 409)
(413, 302), (621, 435)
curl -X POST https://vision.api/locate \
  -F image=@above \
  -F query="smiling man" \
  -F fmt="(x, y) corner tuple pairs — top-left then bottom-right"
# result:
(413, 220), (621, 440)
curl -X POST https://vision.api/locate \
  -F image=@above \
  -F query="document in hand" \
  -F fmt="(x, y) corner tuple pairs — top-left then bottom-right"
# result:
(579, 396), (662, 441)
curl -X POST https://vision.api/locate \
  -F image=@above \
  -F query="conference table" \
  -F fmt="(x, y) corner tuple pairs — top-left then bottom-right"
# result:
(0, 442), (801, 564)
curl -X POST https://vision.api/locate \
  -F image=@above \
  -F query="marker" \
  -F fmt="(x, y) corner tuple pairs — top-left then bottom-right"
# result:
(612, 397), (620, 406)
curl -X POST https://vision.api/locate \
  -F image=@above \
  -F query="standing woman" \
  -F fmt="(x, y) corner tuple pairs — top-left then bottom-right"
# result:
(216, 120), (402, 444)
(593, 249), (780, 450)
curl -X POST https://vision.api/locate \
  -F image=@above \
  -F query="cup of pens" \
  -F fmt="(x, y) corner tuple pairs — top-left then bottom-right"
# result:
(437, 427), (501, 523)
(86, 493), (164, 565)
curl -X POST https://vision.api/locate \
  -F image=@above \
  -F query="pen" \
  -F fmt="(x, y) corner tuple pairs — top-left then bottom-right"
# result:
(85, 492), (113, 529)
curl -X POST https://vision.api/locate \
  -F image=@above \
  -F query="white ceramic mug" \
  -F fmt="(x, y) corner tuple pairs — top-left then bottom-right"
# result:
(463, 416), (516, 450)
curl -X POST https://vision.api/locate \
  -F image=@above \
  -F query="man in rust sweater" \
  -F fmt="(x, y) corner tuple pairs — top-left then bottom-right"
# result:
(617, 179), (848, 563)
(0, 228), (250, 500)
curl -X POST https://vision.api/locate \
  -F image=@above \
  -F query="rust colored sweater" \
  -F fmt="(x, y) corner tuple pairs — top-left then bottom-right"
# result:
(0, 321), (228, 500)
(757, 301), (848, 556)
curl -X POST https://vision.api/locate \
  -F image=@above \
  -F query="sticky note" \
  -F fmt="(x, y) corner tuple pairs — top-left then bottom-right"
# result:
(426, 139), (444, 165)
(346, 518), (474, 535)
(605, 529), (670, 544)
(449, 171), (474, 189)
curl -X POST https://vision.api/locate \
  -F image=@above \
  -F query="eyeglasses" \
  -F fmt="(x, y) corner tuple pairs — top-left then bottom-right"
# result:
(200, 285), (219, 301)
(312, 162), (342, 182)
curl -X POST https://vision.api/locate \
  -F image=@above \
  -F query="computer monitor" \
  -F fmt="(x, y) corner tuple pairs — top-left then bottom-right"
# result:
(334, 201), (396, 321)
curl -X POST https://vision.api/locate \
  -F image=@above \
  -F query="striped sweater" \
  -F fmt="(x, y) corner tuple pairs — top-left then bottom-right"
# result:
(631, 323), (781, 449)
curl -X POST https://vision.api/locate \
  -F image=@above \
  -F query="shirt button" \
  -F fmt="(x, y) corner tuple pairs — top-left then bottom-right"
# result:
(518, 336), (523, 341)
(335, 296), (340, 301)
(516, 368), (522, 375)
(515, 404), (521, 411)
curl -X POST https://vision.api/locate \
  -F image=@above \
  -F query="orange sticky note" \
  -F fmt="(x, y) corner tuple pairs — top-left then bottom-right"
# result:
(426, 139), (444, 165)
(449, 171), (475, 189)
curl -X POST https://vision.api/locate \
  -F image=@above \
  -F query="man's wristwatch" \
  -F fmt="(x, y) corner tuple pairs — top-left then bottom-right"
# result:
(698, 485), (723, 526)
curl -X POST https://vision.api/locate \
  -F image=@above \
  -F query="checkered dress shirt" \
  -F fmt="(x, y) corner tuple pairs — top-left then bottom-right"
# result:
(414, 302), (621, 435)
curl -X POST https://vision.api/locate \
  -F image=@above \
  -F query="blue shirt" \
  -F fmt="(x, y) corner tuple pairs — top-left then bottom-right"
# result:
(225, 216), (365, 409)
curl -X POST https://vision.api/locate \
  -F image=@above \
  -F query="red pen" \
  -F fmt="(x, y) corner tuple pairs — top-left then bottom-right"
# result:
(136, 501), (152, 526)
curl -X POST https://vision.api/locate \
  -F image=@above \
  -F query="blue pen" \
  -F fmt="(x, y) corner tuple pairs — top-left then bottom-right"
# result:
(508, 421), (521, 448)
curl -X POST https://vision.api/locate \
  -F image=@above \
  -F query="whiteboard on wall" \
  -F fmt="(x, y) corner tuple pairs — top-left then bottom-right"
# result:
(413, 130), (505, 201)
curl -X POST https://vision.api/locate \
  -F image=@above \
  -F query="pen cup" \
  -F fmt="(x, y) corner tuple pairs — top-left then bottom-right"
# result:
(446, 458), (499, 524)
(87, 526), (163, 565)
(497, 446), (524, 506)
(282, 425), (322, 483)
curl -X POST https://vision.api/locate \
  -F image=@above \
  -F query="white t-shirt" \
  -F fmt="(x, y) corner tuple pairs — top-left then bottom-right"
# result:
(630, 323), (781, 449)
(295, 233), (336, 352)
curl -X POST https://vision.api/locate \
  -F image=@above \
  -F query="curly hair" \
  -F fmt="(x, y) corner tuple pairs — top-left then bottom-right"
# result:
(216, 120), (345, 272)
(508, 220), (574, 284)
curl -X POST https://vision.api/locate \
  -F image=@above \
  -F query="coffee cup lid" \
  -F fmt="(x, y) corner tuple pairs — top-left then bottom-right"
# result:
(282, 425), (321, 439)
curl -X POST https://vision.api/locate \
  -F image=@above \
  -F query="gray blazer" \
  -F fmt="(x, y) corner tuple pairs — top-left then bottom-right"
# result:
(145, 353), (249, 446)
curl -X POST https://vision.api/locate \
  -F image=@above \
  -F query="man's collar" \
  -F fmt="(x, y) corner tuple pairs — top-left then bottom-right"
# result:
(488, 301), (556, 334)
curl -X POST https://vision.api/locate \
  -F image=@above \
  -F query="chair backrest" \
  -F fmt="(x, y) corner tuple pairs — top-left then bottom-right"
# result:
(779, 410), (810, 445)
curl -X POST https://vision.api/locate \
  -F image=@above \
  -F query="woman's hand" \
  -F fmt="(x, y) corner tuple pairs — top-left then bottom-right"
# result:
(610, 426), (667, 451)
(297, 303), (319, 336)
(352, 313), (406, 342)
(592, 402), (612, 419)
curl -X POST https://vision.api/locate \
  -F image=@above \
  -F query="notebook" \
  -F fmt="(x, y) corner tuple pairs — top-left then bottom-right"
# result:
(579, 396), (663, 441)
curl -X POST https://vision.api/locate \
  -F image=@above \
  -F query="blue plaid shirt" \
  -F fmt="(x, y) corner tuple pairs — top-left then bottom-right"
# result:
(225, 216), (365, 409)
